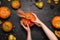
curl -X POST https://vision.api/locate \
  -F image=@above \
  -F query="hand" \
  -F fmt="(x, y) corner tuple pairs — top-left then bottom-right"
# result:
(31, 13), (58, 40)
(20, 21), (31, 32)
(31, 12), (43, 27)
(21, 21), (32, 40)
(17, 9), (25, 18)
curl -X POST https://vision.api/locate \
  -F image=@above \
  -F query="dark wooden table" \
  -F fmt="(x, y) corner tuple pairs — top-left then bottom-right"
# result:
(0, 0), (60, 40)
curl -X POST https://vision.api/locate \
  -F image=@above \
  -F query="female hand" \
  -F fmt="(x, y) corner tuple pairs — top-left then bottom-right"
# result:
(31, 12), (43, 27)
(31, 13), (58, 40)
(17, 9), (42, 27)
(20, 21), (31, 32)
(20, 21), (32, 40)
(17, 9), (26, 18)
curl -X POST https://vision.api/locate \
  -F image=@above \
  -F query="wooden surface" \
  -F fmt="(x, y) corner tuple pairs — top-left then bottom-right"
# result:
(0, 0), (60, 40)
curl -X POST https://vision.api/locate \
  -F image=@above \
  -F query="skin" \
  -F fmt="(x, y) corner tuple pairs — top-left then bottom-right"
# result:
(18, 9), (58, 40)
(31, 13), (58, 40)
(21, 21), (32, 40)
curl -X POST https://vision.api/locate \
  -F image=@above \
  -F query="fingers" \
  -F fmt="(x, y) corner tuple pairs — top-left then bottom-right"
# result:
(20, 21), (27, 30)
(31, 21), (36, 23)
(27, 24), (29, 27)
(20, 21), (31, 31)
(27, 24), (30, 29)
(17, 14), (22, 17)
(26, 24), (31, 31)
(35, 22), (41, 27)
(17, 13), (25, 18)
(17, 9), (25, 16)
(31, 12), (37, 18)
(17, 9), (24, 13)
(17, 9), (26, 18)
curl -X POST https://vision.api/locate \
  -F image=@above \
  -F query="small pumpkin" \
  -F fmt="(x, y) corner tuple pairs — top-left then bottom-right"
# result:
(52, 16), (60, 29)
(11, 0), (21, 9)
(0, 7), (11, 19)
(2, 21), (13, 32)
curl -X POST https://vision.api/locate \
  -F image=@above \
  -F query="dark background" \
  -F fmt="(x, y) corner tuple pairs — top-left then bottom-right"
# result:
(0, 0), (60, 40)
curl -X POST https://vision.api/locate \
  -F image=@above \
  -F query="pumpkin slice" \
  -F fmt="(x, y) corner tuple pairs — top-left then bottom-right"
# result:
(55, 30), (60, 37)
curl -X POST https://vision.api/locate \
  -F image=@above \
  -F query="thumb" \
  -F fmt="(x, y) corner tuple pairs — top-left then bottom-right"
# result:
(27, 24), (30, 30)
(31, 20), (36, 23)
(27, 24), (29, 28)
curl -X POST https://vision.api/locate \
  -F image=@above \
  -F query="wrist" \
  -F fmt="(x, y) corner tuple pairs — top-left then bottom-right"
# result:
(27, 30), (31, 33)
(37, 20), (42, 23)
(27, 31), (31, 36)
(38, 20), (45, 26)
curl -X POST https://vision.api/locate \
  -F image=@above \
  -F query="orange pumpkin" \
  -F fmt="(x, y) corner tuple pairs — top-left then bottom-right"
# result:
(0, 7), (11, 19)
(21, 12), (36, 27)
(21, 18), (33, 27)
(52, 16), (60, 29)
(2, 21), (13, 32)
(25, 12), (36, 21)
(11, 0), (21, 9)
